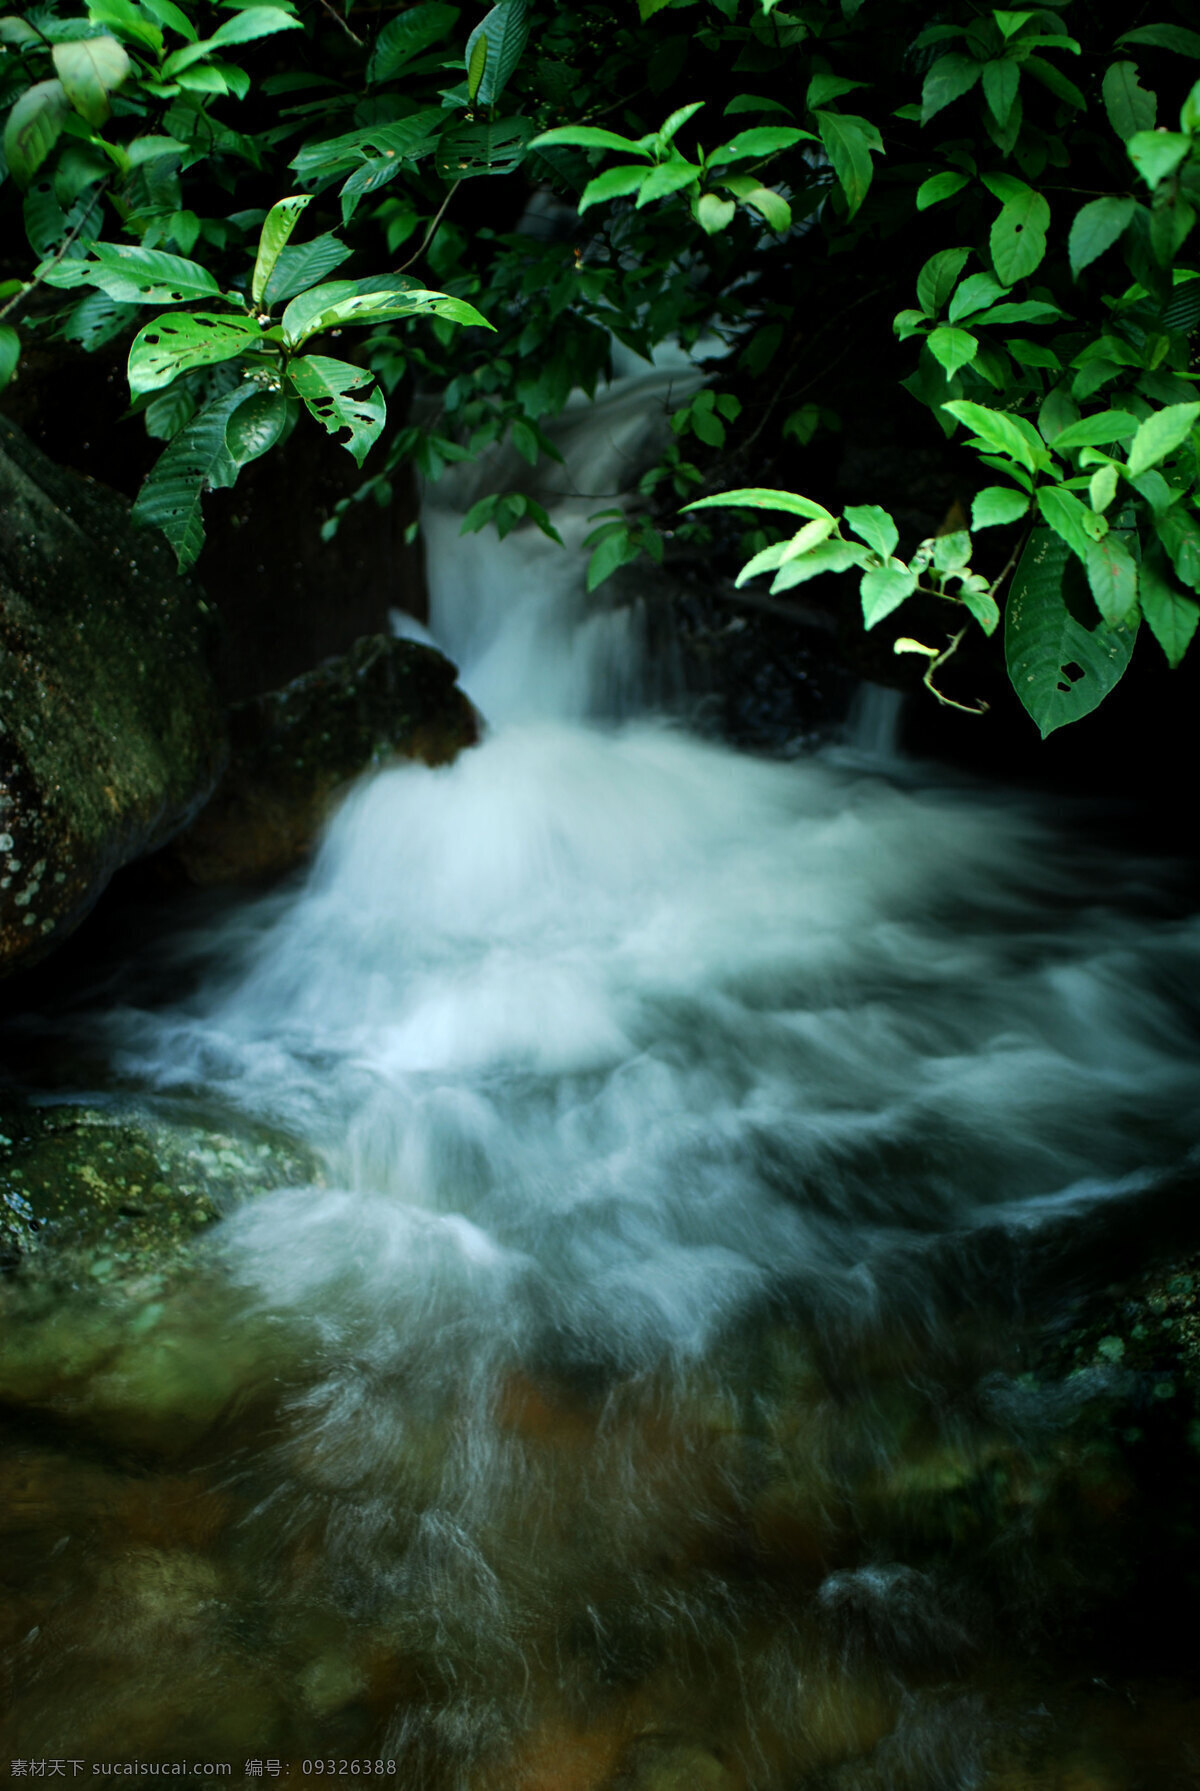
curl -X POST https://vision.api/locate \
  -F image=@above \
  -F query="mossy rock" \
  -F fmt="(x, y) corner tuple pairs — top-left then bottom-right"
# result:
(0, 1093), (321, 1279)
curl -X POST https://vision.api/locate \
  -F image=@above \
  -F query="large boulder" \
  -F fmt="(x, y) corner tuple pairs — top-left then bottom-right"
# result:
(0, 420), (226, 979)
(164, 632), (480, 886)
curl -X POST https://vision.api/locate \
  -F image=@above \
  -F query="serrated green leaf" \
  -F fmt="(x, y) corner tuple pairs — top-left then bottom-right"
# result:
(659, 102), (705, 147)
(814, 111), (881, 218)
(942, 399), (1049, 472)
(683, 487), (835, 520)
(251, 194), (311, 307)
(1068, 195), (1136, 277)
(140, 0), (196, 40)
(52, 36), (130, 128)
(87, 0), (162, 52)
(1084, 532), (1138, 624)
(162, 4), (300, 74)
(287, 354), (386, 467)
(528, 125), (649, 155)
(1139, 537), (1199, 664)
(960, 585), (1000, 633)
(579, 165), (649, 212)
(368, 3), (459, 84)
(1102, 61), (1156, 141)
(3, 80), (71, 188)
(128, 311), (264, 397)
(861, 563), (918, 627)
(991, 187), (1050, 283)
(636, 156), (701, 206)
(131, 387), (254, 570)
(1050, 410), (1139, 451)
(916, 171), (970, 211)
(1127, 130), (1191, 189)
(1126, 402), (1200, 476)
(1005, 528), (1137, 735)
(707, 125), (812, 167)
(922, 52), (984, 124)
(971, 485), (1030, 528)
(844, 503), (898, 559)
(771, 539), (870, 592)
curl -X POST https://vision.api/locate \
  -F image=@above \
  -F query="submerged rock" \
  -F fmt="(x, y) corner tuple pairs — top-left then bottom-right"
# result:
(164, 633), (480, 885)
(0, 419), (227, 979)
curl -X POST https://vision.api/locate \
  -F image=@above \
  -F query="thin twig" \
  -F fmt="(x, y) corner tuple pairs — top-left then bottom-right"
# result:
(986, 520), (1032, 605)
(922, 627), (989, 714)
(313, 0), (365, 48)
(0, 185), (107, 327)
(394, 180), (461, 276)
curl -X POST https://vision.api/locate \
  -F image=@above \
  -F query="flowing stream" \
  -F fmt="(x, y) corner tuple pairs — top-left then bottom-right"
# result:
(4, 366), (1200, 1785)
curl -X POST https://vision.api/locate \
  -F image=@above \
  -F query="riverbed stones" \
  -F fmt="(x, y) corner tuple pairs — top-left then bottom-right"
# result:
(0, 419), (227, 979)
(164, 633), (480, 885)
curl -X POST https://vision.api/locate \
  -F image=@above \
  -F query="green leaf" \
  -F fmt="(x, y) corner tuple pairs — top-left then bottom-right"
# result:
(3, 81), (71, 188)
(982, 57), (1019, 125)
(1050, 410), (1139, 451)
(0, 324), (18, 393)
(1022, 54), (1085, 111)
(466, 30), (487, 102)
(62, 289), (140, 351)
(771, 540), (870, 592)
(1068, 196), (1136, 277)
(587, 527), (641, 591)
(579, 165), (648, 212)
(435, 115), (534, 180)
(719, 175), (790, 229)
(127, 311), (265, 397)
(287, 355), (386, 468)
(1139, 537), (1199, 665)
(806, 74), (867, 109)
(922, 52), (984, 124)
(844, 503), (898, 559)
(1155, 506), (1200, 590)
(369, 3), (460, 84)
(225, 387), (288, 466)
(814, 111), (881, 218)
(163, 4), (300, 72)
(528, 125), (649, 155)
(994, 11), (1035, 39)
(463, 0), (527, 107)
(695, 192), (736, 233)
(1127, 131), (1191, 189)
(683, 487), (835, 520)
(251, 195), (311, 308)
(916, 171), (970, 211)
(942, 399), (1049, 472)
(637, 0), (673, 17)
(1037, 485), (1106, 562)
(1117, 23), (1200, 57)
(1005, 528), (1137, 735)
(971, 485), (1029, 528)
(990, 186), (1050, 283)
(143, 384), (195, 441)
(959, 585), (1001, 634)
(948, 272), (1008, 321)
(291, 109), (445, 182)
(861, 563), (918, 628)
(927, 325), (978, 378)
(917, 247), (971, 317)
(1126, 402), (1200, 477)
(62, 244), (222, 305)
(706, 125), (812, 167)
(1102, 61), (1156, 141)
(87, 0), (162, 52)
(1089, 464), (1119, 513)
(131, 387), (255, 571)
(659, 102), (705, 147)
(140, 0), (196, 40)
(52, 36), (130, 128)
(1084, 532), (1138, 625)
(263, 232), (352, 306)
(636, 157), (701, 206)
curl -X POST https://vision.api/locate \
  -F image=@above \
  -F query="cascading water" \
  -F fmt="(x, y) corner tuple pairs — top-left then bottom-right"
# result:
(4, 360), (1200, 1784)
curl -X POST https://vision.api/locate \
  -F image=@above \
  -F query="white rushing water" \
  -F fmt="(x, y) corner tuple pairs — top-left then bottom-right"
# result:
(106, 359), (1200, 1377)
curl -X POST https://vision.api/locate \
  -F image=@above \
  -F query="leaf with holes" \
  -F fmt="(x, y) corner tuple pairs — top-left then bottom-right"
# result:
(63, 290), (140, 352)
(252, 195), (311, 308)
(282, 284), (491, 349)
(52, 36), (130, 128)
(1005, 529), (1137, 734)
(287, 355), (386, 467)
(464, 0), (527, 107)
(1103, 61), (1156, 141)
(77, 244), (223, 305)
(1139, 537), (1199, 665)
(369, 2), (460, 84)
(991, 186), (1050, 283)
(291, 110), (445, 183)
(131, 387), (256, 571)
(435, 115), (535, 180)
(128, 312), (265, 397)
(3, 80), (71, 188)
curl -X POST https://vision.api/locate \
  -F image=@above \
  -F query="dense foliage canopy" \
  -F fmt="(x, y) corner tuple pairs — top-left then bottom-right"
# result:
(2, 0), (1198, 731)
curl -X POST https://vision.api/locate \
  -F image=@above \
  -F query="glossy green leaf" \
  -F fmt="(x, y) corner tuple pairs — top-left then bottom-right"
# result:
(683, 488), (835, 521)
(1005, 528), (1137, 735)
(971, 485), (1029, 528)
(466, 30), (488, 102)
(529, 126), (649, 156)
(942, 399), (1049, 472)
(52, 36), (130, 128)
(128, 311), (265, 396)
(225, 387), (288, 465)
(636, 157), (701, 206)
(1050, 410), (1139, 451)
(67, 244), (223, 305)
(861, 563), (918, 627)
(287, 355), (386, 467)
(579, 165), (648, 213)
(86, 0), (162, 52)
(707, 125), (813, 167)
(143, 383), (196, 441)
(3, 81), (71, 188)
(587, 528), (641, 592)
(251, 194), (311, 307)
(844, 503), (898, 559)
(464, 0), (527, 107)
(948, 273), (1008, 321)
(1037, 485), (1106, 561)
(369, 3), (459, 83)
(1088, 464), (1119, 513)
(771, 540), (870, 591)
(719, 176), (791, 230)
(1126, 402), (1200, 477)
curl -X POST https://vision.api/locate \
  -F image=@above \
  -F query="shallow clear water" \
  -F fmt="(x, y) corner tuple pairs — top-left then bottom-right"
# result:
(4, 370), (1200, 1785)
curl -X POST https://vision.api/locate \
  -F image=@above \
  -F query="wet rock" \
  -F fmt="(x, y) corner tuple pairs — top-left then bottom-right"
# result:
(0, 1092), (321, 1275)
(164, 633), (480, 885)
(606, 1734), (741, 1790)
(0, 419), (227, 978)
